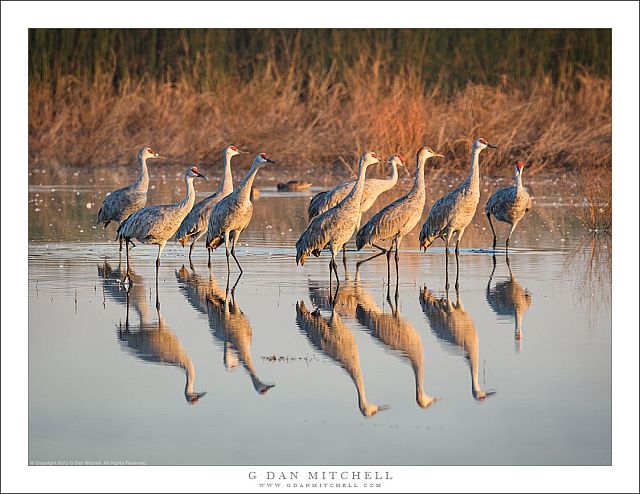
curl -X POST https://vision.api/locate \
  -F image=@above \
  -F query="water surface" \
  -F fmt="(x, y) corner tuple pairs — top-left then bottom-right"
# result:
(28, 165), (611, 465)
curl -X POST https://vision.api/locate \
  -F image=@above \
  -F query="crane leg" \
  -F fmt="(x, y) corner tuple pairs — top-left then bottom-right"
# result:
(372, 243), (387, 253)
(454, 246), (460, 290)
(230, 231), (243, 275)
(506, 221), (518, 252)
(342, 244), (348, 271)
(122, 239), (131, 284)
(394, 237), (401, 282)
(386, 247), (392, 284)
(224, 231), (231, 274)
(487, 213), (497, 250)
(207, 249), (211, 269)
(445, 251), (450, 291)
(119, 237), (123, 253)
(188, 242), (195, 269)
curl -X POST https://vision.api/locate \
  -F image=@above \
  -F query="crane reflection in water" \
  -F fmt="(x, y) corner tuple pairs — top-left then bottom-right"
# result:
(175, 265), (275, 395)
(98, 261), (207, 404)
(420, 262), (496, 401)
(486, 253), (533, 352)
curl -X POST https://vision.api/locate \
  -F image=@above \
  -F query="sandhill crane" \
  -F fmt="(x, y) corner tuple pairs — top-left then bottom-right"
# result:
(175, 266), (275, 394)
(356, 147), (443, 281)
(175, 145), (246, 267)
(485, 161), (533, 251)
(486, 254), (532, 352)
(295, 299), (387, 417)
(296, 151), (380, 285)
(116, 166), (207, 281)
(100, 267), (206, 404)
(420, 268), (495, 401)
(355, 283), (437, 409)
(97, 147), (164, 250)
(205, 153), (276, 274)
(308, 154), (405, 263)
(419, 138), (497, 265)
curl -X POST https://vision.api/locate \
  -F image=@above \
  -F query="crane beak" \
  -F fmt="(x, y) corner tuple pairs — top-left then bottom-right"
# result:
(155, 154), (166, 159)
(197, 172), (208, 180)
(266, 158), (277, 165)
(487, 144), (498, 149)
(434, 153), (444, 158)
(238, 149), (249, 154)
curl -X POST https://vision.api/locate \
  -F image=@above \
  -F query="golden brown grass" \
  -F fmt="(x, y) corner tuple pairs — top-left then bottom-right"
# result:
(29, 63), (611, 175)
(572, 167), (612, 234)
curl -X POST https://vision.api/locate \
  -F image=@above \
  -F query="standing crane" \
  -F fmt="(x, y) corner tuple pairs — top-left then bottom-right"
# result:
(485, 161), (533, 251)
(356, 147), (443, 282)
(308, 154), (405, 263)
(205, 153), (276, 274)
(116, 166), (207, 281)
(97, 147), (164, 251)
(176, 145), (246, 267)
(296, 151), (380, 285)
(419, 138), (497, 272)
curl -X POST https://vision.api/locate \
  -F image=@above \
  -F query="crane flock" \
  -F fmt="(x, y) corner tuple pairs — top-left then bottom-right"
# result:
(98, 138), (533, 284)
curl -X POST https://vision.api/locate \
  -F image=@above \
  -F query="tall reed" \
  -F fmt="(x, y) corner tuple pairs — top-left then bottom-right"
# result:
(28, 29), (611, 172)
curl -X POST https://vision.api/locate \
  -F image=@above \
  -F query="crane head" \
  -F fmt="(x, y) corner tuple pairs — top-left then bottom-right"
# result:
(187, 166), (208, 180)
(140, 147), (165, 160)
(392, 153), (406, 166)
(257, 153), (276, 165)
(475, 138), (498, 150)
(417, 146), (444, 161)
(227, 145), (248, 156)
(361, 151), (380, 167)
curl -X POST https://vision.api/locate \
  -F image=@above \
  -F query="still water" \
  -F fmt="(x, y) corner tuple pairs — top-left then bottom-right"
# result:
(28, 165), (611, 465)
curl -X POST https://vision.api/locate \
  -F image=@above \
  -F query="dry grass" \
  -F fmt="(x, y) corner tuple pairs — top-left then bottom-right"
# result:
(29, 63), (611, 175)
(572, 167), (612, 234)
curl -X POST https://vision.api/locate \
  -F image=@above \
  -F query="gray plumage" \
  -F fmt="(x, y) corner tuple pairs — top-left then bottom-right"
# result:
(485, 161), (532, 250)
(420, 284), (493, 401)
(307, 154), (403, 231)
(356, 147), (443, 278)
(175, 146), (242, 261)
(295, 300), (384, 417)
(205, 153), (276, 273)
(296, 151), (380, 282)
(419, 138), (497, 253)
(97, 147), (163, 229)
(116, 166), (207, 274)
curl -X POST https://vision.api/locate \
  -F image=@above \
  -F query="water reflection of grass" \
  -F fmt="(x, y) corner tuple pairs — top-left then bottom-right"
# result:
(564, 232), (611, 330)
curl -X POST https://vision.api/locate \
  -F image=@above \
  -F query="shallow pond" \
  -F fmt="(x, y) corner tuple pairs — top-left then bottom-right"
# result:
(28, 165), (611, 465)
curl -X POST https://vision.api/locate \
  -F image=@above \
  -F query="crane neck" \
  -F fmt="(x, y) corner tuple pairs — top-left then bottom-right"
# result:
(134, 154), (149, 191)
(387, 159), (399, 186)
(343, 156), (370, 207)
(466, 146), (482, 193)
(183, 359), (195, 396)
(515, 170), (523, 191)
(236, 160), (264, 203)
(178, 176), (197, 213)
(218, 150), (235, 196)
(409, 156), (428, 196)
